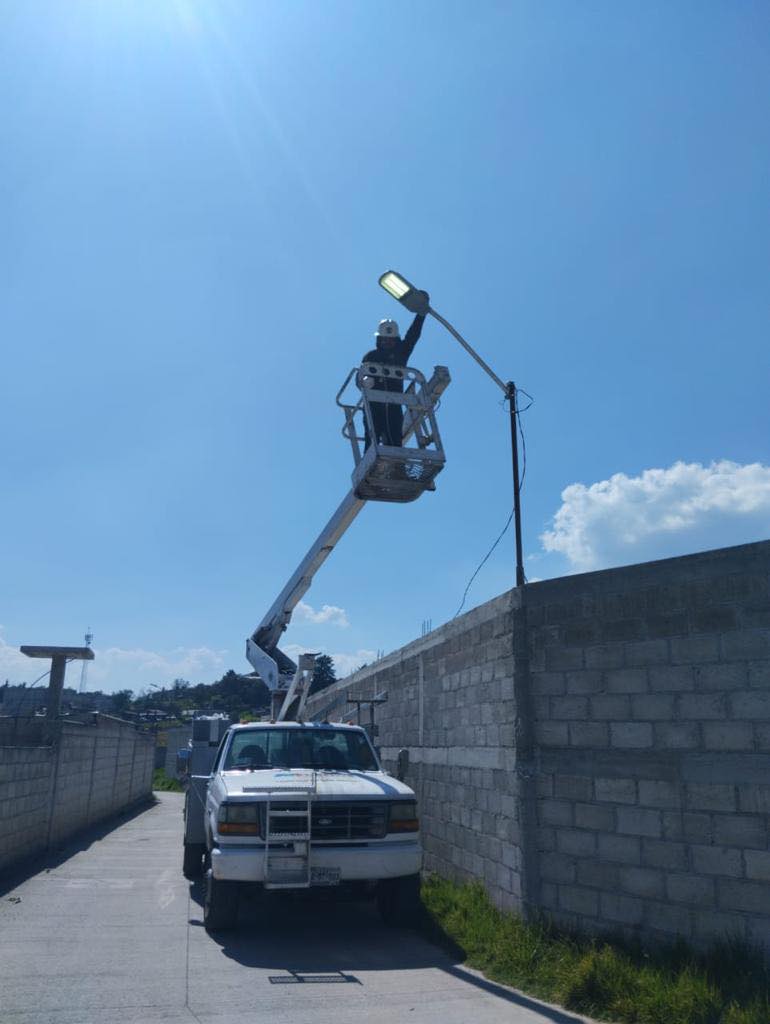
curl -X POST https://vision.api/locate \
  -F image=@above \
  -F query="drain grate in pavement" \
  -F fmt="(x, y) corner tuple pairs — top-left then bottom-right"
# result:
(269, 971), (360, 985)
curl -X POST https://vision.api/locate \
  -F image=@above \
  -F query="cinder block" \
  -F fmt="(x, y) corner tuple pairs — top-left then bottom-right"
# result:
(598, 833), (641, 864)
(540, 799), (573, 827)
(617, 807), (662, 838)
(671, 636), (719, 665)
(606, 669), (647, 694)
(560, 884), (599, 917)
(631, 694), (675, 720)
(721, 631), (770, 662)
(748, 660), (770, 689)
(678, 693), (726, 720)
(556, 828), (597, 857)
(551, 696), (589, 720)
(575, 803), (615, 831)
(731, 690), (770, 720)
(590, 695), (631, 720)
(639, 780), (681, 809)
(624, 639), (669, 667)
(565, 670), (604, 694)
(654, 723), (701, 749)
(536, 851), (573, 884)
(585, 644), (624, 670)
(595, 777), (637, 804)
(713, 814), (766, 849)
(535, 722), (568, 746)
(554, 774), (593, 802)
(644, 900), (692, 937)
(649, 665), (695, 692)
(577, 859), (619, 888)
(641, 839), (687, 871)
(569, 722), (609, 748)
(600, 892), (643, 925)
(686, 784), (736, 812)
(718, 879), (770, 915)
(546, 647), (584, 671)
(691, 607), (738, 633)
(701, 722), (755, 751)
(738, 785), (770, 814)
(745, 850), (770, 881)
(611, 723), (654, 749)
(532, 672), (566, 696)
(666, 873), (715, 906)
(694, 663), (747, 692)
(619, 866), (664, 899)
(680, 813), (713, 843)
(691, 845), (743, 878)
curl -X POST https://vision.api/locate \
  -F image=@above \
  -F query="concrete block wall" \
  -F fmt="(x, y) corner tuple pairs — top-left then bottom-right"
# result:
(307, 591), (533, 915)
(528, 540), (770, 951)
(305, 540), (770, 952)
(0, 745), (54, 872)
(0, 715), (154, 875)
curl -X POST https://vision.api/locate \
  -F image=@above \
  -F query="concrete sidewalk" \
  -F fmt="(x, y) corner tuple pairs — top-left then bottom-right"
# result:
(0, 792), (586, 1024)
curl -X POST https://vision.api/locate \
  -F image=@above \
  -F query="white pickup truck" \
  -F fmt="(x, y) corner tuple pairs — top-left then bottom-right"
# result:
(183, 720), (422, 932)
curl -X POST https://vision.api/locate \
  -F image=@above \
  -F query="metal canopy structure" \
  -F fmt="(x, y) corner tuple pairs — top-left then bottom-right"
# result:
(20, 645), (96, 732)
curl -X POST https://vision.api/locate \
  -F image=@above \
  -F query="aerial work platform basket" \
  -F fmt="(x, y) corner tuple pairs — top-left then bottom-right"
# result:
(336, 362), (451, 503)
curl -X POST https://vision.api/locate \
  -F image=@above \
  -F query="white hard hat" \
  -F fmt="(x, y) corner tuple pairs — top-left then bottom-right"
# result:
(375, 318), (400, 339)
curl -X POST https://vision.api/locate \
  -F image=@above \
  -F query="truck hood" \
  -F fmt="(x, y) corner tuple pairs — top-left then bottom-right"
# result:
(221, 769), (414, 801)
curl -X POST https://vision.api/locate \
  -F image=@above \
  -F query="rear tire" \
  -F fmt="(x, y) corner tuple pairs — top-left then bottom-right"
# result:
(183, 843), (205, 880)
(377, 873), (421, 927)
(204, 869), (239, 932)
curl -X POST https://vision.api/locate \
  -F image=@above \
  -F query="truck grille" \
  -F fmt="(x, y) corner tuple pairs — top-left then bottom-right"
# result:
(312, 802), (388, 840)
(265, 801), (388, 840)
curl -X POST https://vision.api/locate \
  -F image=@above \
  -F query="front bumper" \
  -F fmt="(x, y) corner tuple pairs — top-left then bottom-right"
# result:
(211, 840), (421, 883)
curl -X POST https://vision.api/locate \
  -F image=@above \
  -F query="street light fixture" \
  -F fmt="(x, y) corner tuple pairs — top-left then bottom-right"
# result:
(378, 269), (526, 588)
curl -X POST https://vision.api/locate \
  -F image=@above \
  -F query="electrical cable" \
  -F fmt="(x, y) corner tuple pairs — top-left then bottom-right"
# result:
(454, 387), (534, 614)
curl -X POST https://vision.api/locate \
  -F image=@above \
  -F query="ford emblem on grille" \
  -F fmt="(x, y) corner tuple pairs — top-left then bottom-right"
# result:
(318, 817), (332, 825)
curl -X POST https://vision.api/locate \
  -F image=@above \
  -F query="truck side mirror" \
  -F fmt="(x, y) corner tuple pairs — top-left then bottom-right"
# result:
(396, 748), (409, 781)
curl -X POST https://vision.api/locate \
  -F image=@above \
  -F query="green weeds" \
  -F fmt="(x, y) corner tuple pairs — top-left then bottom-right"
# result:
(152, 768), (184, 792)
(420, 876), (770, 1024)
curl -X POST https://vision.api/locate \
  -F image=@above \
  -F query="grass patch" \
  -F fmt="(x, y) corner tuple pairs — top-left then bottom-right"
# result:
(152, 768), (184, 792)
(421, 876), (770, 1024)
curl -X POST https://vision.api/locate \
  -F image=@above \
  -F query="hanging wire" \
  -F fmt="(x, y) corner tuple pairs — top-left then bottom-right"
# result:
(454, 387), (534, 616)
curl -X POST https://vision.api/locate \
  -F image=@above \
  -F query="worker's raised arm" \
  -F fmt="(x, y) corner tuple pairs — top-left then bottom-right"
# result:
(401, 295), (429, 362)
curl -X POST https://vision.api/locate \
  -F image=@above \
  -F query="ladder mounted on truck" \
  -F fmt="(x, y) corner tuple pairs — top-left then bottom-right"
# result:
(246, 362), (451, 720)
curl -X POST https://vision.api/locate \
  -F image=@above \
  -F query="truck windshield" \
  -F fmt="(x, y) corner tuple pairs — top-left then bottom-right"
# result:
(223, 728), (379, 772)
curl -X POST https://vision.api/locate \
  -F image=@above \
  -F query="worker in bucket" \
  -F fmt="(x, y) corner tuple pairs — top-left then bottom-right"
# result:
(361, 297), (429, 449)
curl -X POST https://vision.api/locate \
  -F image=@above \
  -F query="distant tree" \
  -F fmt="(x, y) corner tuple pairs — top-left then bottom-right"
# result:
(310, 654), (337, 695)
(112, 689), (134, 712)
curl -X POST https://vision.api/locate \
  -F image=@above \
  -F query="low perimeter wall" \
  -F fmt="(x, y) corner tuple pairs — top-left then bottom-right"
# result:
(306, 540), (770, 954)
(0, 714), (154, 875)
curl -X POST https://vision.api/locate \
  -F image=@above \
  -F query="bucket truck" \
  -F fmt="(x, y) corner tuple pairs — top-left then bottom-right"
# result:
(181, 359), (450, 931)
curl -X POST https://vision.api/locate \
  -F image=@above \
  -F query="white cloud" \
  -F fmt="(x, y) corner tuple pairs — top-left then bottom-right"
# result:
(294, 601), (350, 628)
(0, 634), (228, 694)
(541, 460), (770, 574)
(282, 643), (376, 680)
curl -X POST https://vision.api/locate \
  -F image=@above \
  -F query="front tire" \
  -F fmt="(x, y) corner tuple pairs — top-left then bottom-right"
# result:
(377, 873), (421, 927)
(183, 843), (205, 880)
(204, 869), (239, 932)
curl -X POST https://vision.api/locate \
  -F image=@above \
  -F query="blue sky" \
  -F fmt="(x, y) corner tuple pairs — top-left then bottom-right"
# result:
(2, 0), (769, 693)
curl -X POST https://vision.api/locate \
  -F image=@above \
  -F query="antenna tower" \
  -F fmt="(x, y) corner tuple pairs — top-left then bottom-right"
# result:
(79, 629), (94, 694)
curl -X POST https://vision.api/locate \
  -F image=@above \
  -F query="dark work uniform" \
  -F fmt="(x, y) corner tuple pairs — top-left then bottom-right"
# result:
(362, 314), (426, 449)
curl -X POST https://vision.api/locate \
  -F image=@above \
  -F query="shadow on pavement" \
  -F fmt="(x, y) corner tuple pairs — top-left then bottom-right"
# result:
(188, 880), (586, 1024)
(0, 797), (157, 898)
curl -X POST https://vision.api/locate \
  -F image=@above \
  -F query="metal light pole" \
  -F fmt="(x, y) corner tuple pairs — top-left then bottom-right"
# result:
(378, 270), (526, 588)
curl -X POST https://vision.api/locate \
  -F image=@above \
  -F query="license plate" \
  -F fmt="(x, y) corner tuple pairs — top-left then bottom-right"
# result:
(311, 867), (341, 887)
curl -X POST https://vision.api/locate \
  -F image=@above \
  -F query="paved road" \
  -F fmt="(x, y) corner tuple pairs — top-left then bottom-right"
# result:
(0, 793), (586, 1024)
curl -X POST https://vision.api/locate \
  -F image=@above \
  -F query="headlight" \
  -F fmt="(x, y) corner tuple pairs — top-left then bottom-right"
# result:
(388, 801), (419, 833)
(218, 802), (260, 836)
